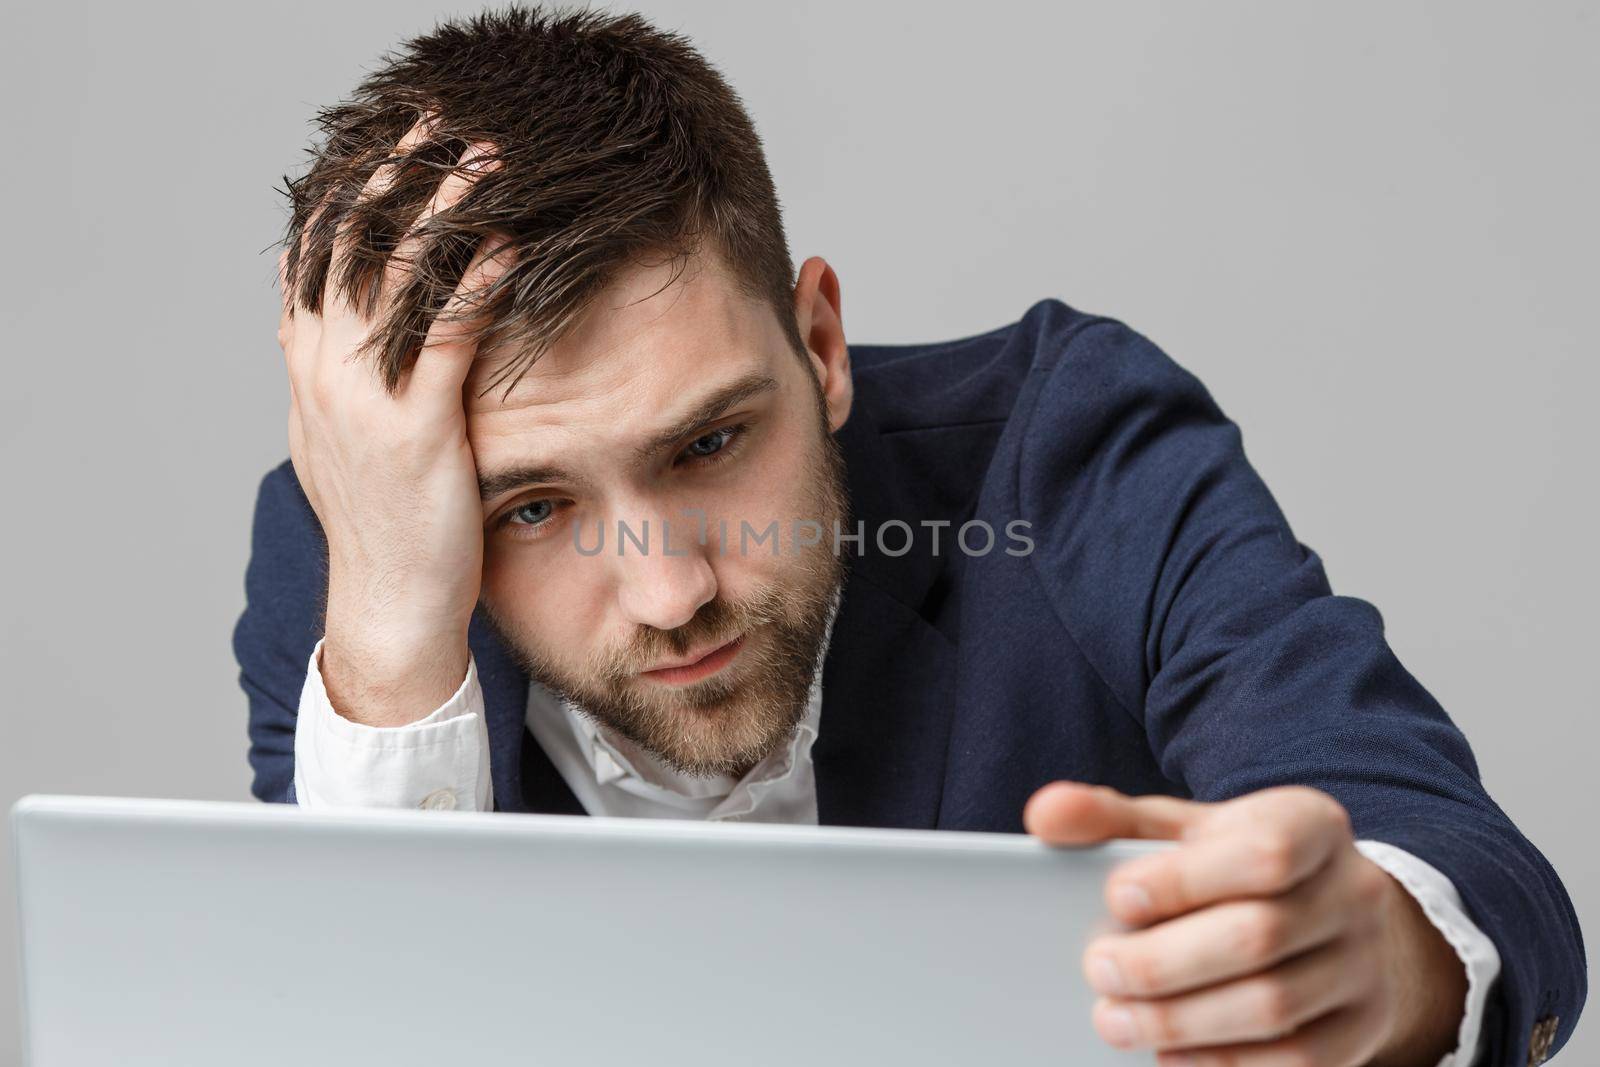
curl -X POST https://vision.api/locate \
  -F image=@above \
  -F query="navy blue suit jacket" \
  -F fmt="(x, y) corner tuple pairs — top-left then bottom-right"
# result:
(234, 297), (1584, 1065)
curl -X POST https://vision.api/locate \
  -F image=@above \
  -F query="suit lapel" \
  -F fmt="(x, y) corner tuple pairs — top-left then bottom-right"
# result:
(812, 572), (957, 828)
(812, 399), (960, 829)
(468, 611), (584, 815)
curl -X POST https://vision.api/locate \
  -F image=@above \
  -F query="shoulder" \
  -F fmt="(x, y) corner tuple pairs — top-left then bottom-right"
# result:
(834, 299), (1176, 543)
(237, 458), (327, 641)
(249, 458), (323, 554)
(846, 297), (1127, 433)
(843, 298), (1217, 503)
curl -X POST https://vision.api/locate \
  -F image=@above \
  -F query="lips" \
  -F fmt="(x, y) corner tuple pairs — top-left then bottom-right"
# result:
(640, 634), (745, 685)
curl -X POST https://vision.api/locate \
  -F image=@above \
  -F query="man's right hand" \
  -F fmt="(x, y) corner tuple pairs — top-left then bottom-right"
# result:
(276, 113), (510, 727)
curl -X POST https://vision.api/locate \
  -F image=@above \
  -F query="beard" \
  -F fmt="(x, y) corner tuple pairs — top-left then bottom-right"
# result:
(481, 391), (850, 779)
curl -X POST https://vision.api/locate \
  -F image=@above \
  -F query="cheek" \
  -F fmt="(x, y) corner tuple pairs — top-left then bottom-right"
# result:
(481, 545), (609, 663)
(705, 426), (821, 528)
(690, 463), (828, 588)
(697, 482), (808, 556)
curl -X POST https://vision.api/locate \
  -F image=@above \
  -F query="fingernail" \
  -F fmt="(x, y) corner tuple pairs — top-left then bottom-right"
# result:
(1097, 1003), (1137, 1046)
(1089, 954), (1125, 994)
(1113, 882), (1153, 920)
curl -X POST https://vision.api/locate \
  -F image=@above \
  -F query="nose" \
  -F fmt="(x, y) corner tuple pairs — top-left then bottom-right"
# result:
(611, 512), (718, 631)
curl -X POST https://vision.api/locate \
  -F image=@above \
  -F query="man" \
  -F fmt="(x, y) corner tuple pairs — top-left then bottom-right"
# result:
(234, 7), (1583, 1066)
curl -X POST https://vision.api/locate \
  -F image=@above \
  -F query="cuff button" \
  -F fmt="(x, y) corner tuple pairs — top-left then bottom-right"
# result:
(420, 788), (458, 811)
(1528, 1014), (1559, 1066)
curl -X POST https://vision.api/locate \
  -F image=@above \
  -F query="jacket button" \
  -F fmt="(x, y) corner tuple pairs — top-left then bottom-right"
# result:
(1527, 1014), (1559, 1066)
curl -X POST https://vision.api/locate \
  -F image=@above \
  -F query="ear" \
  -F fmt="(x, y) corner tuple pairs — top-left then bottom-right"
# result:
(793, 255), (852, 431)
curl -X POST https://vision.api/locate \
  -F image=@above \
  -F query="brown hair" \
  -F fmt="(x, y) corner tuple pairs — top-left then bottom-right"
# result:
(276, 3), (804, 398)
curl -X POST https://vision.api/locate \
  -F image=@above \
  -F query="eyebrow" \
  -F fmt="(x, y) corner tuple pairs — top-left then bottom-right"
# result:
(632, 371), (779, 460)
(478, 462), (587, 504)
(477, 370), (780, 504)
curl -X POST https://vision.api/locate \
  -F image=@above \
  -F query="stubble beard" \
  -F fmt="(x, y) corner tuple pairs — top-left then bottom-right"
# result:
(482, 405), (851, 779)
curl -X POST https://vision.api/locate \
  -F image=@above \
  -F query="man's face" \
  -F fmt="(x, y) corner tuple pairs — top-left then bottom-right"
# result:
(465, 249), (849, 779)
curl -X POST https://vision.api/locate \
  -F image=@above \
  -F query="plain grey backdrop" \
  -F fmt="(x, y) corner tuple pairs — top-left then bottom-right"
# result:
(3, 0), (1594, 1059)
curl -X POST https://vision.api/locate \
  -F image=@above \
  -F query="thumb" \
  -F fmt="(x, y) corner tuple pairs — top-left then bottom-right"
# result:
(1023, 781), (1204, 845)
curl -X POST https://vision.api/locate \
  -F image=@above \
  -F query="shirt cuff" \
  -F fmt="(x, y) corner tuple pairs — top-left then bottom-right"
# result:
(292, 636), (494, 812)
(1354, 838), (1502, 1067)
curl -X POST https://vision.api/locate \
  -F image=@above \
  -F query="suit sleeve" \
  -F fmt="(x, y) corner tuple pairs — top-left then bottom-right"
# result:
(231, 459), (329, 804)
(1018, 315), (1585, 1067)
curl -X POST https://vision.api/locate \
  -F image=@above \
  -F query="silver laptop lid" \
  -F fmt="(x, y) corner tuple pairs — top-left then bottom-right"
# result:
(13, 795), (1164, 1066)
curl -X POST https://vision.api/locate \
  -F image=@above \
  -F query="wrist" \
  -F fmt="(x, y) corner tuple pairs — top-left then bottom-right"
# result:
(323, 557), (477, 648)
(319, 631), (471, 728)
(1370, 868), (1469, 1067)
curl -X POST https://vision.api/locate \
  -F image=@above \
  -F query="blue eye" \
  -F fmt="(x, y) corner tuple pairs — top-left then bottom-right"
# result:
(510, 499), (555, 527)
(683, 426), (738, 460)
(495, 497), (566, 542)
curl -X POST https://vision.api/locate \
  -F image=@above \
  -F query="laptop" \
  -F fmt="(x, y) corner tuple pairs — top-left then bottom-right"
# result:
(12, 794), (1167, 1066)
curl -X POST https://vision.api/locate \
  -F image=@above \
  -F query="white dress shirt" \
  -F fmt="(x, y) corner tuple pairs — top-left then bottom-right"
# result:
(293, 626), (1498, 1066)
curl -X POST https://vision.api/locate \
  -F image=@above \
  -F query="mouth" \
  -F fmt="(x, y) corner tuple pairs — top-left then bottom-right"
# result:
(639, 634), (746, 686)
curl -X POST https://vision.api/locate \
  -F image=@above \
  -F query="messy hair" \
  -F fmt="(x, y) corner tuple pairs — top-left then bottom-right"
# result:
(275, 3), (805, 399)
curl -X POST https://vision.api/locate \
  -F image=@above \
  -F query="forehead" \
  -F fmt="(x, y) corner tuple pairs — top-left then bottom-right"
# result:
(463, 247), (777, 423)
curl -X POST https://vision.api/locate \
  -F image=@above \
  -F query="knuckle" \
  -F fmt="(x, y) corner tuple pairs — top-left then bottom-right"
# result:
(1235, 901), (1290, 963)
(1310, 790), (1353, 836)
(1251, 831), (1298, 886)
(1352, 859), (1393, 908)
(1250, 977), (1298, 1030)
(1141, 1002), (1181, 1047)
(1121, 950), (1162, 995)
(309, 372), (340, 411)
(305, 361), (331, 398)
(1107, 870), (1153, 917)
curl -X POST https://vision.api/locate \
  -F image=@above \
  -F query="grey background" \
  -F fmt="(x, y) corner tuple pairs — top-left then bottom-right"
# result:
(2, 0), (1594, 1060)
